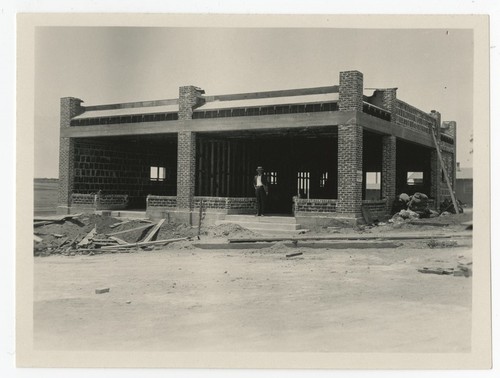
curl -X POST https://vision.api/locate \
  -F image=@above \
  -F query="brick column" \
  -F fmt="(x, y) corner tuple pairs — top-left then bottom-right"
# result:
(57, 97), (83, 213)
(177, 86), (204, 211)
(176, 131), (197, 209)
(337, 71), (364, 219)
(382, 135), (397, 211)
(339, 70), (364, 112)
(337, 124), (363, 217)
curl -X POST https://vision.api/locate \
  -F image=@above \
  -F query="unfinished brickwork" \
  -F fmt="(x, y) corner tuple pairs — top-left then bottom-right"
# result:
(57, 69), (456, 223)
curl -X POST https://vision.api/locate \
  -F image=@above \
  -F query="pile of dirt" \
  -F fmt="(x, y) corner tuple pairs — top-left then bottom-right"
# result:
(203, 223), (257, 238)
(33, 214), (197, 256)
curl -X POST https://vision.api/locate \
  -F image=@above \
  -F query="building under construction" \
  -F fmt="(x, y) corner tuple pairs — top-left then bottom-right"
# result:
(57, 70), (457, 225)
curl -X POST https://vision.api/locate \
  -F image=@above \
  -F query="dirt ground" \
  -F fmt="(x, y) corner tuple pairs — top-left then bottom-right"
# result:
(34, 218), (472, 353)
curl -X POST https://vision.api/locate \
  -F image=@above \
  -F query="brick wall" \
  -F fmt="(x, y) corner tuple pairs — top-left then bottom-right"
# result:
(146, 195), (177, 208)
(58, 97), (84, 207)
(70, 193), (129, 210)
(293, 197), (337, 214)
(337, 124), (363, 216)
(193, 196), (256, 213)
(395, 100), (435, 135)
(339, 71), (363, 112)
(382, 135), (397, 210)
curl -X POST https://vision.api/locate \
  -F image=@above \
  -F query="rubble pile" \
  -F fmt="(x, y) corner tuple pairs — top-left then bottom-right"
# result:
(390, 192), (461, 224)
(33, 214), (197, 256)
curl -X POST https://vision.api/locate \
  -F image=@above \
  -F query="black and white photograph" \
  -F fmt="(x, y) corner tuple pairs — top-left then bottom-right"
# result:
(12, 11), (492, 372)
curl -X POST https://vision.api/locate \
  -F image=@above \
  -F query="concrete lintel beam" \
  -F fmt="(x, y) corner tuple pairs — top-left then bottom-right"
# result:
(60, 111), (356, 138)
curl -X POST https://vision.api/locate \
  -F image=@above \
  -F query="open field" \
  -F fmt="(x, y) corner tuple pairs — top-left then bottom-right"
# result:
(34, 178), (58, 215)
(34, 235), (472, 353)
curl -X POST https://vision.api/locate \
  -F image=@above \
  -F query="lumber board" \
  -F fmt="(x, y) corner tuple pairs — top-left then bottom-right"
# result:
(99, 237), (189, 250)
(109, 236), (128, 245)
(142, 219), (165, 243)
(105, 223), (154, 237)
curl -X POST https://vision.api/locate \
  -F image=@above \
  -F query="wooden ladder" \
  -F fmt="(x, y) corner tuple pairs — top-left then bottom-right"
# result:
(430, 123), (460, 214)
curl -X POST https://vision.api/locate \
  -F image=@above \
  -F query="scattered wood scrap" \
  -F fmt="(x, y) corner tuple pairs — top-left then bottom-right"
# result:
(109, 236), (128, 245)
(99, 237), (189, 251)
(142, 219), (165, 243)
(34, 234), (43, 243)
(286, 252), (303, 258)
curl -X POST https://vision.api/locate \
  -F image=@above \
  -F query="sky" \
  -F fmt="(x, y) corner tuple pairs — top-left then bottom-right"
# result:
(34, 27), (473, 178)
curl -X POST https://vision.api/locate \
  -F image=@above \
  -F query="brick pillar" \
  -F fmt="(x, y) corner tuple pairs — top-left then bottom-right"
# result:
(339, 70), (364, 112)
(382, 135), (397, 211)
(429, 111), (442, 206)
(176, 131), (197, 210)
(57, 97), (83, 213)
(337, 71), (363, 219)
(448, 121), (457, 191)
(176, 86), (204, 211)
(337, 123), (363, 217)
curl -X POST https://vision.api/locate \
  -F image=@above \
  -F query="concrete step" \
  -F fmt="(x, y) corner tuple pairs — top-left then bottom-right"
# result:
(244, 228), (310, 236)
(223, 215), (297, 224)
(216, 220), (301, 232)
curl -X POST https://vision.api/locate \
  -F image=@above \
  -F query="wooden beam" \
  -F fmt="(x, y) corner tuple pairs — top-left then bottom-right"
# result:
(142, 219), (165, 243)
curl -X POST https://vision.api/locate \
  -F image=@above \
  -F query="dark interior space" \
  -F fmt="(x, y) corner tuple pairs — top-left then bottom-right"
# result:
(396, 139), (432, 197)
(72, 135), (177, 209)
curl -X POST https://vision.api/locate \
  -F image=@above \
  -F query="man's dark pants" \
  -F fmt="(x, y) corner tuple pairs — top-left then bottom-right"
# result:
(255, 186), (266, 216)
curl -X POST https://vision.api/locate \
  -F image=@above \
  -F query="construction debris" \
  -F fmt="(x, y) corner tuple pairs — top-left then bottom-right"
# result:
(33, 213), (199, 256)
(95, 288), (110, 294)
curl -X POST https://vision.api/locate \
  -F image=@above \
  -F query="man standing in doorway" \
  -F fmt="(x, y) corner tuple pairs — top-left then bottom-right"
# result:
(253, 166), (269, 216)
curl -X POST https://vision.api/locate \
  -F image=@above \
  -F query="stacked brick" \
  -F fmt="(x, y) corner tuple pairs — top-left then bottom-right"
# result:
(177, 131), (196, 209)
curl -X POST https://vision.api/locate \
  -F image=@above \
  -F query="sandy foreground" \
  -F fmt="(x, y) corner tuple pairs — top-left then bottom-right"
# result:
(34, 236), (472, 353)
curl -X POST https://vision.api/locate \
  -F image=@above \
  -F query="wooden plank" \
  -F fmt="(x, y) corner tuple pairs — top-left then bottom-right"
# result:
(34, 234), (43, 243)
(106, 223), (154, 237)
(142, 219), (166, 243)
(109, 236), (128, 245)
(99, 237), (189, 250)
(77, 227), (96, 247)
